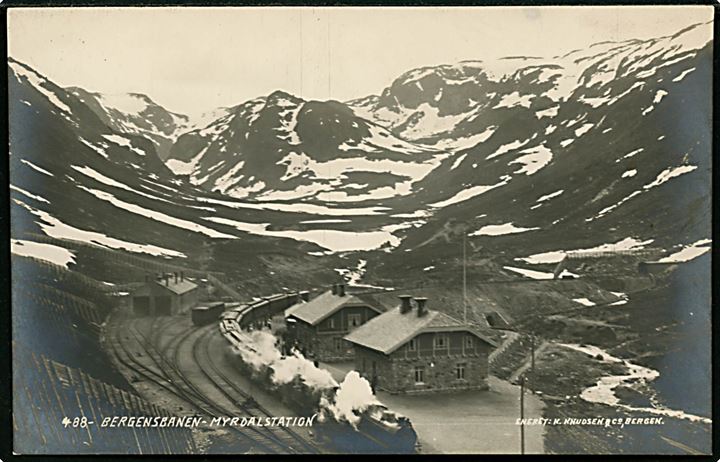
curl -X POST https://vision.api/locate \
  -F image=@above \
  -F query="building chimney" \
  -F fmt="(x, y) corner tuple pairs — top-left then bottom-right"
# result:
(331, 284), (338, 295)
(415, 297), (428, 317)
(174, 272), (178, 283)
(165, 274), (170, 286)
(337, 283), (346, 297)
(399, 295), (413, 313)
(180, 271), (184, 281)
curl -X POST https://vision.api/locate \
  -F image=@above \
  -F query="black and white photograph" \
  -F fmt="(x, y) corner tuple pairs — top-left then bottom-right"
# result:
(7, 5), (713, 455)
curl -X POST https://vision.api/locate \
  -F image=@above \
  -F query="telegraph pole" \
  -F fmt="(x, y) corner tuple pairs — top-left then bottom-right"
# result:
(463, 232), (467, 323)
(520, 375), (525, 455)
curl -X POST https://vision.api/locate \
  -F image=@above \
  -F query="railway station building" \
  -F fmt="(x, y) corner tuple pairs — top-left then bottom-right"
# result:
(131, 272), (199, 316)
(344, 296), (497, 394)
(284, 283), (384, 362)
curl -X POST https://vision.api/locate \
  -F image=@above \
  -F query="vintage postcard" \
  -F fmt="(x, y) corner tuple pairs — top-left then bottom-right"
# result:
(7, 5), (713, 455)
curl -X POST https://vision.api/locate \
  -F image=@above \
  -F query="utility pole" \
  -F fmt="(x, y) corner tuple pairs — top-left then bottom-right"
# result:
(463, 232), (467, 323)
(530, 335), (535, 371)
(520, 375), (525, 455)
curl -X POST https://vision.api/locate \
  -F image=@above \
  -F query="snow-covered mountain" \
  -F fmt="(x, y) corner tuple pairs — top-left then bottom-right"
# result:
(352, 21), (713, 259)
(349, 22), (710, 150)
(67, 87), (191, 160)
(7, 20), (712, 271)
(164, 91), (443, 202)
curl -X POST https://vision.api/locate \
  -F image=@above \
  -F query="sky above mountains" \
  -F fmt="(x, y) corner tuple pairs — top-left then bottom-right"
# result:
(8, 6), (713, 118)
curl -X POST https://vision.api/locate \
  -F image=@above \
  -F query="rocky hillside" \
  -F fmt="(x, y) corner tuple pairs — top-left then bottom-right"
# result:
(164, 91), (443, 202)
(68, 87), (190, 160)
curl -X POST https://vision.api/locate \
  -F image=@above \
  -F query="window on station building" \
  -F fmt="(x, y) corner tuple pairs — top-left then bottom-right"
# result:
(434, 334), (449, 349)
(456, 362), (466, 380)
(414, 366), (425, 384)
(334, 337), (342, 351)
(408, 338), (417, 351)
(348, 313), (362, 328)
(465, 336), (474, 349)
(328, 317), (335, 329)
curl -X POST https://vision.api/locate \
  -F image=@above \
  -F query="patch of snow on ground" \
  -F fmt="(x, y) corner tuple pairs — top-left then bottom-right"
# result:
(580, 97), (611, 108)
(79, 138), (109, 159)
(431, 126), (497, 152)
(573, 298), (595, 307)
(653, 89), (668, 104)
(621, 148), (644, 161)
(196, 196), (387, 216)
(622, 169), (638, 178)
(561, 343), (711, 423)
(450, 154), (467, 170)
(11, 239), (76, 268)
(644, 165), (697, 189)
(494, 91), (534, 109)
(537, 190), (564, 202)
(518, 237), (654, 264)
(391, 210), (432, 219)
(536, 106), (559, 118)
(430, 178), (509, 208)
(13, 199), (187, 258)
(300, 219), (352, 224)
(11, 185), (50, 204)
(165, 148), (207, 175)
(20, 159), (54, 176)
(487, 139), (530, 160)
(71, 165), (176, 204)
(9, 61), (71, 113)
(503, 266), (554, 280)
(204, 216), (399, 252)
(213, 160), (246, 193)
(657, 239), (710, 263)
(510, 145), (553, 175)
(672, 68), (696, 82)
(226, 181), (267, 199)
(399, 103), (469, 140)
(574, 123), (594, 137)
(317, 181), (414, 203)
(101, 134), (146, 156)
(470, 222), (539, 236)
(76, 186), (236, 239)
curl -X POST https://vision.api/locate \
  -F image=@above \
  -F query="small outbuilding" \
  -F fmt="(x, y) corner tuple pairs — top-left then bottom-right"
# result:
(284, 283), (384, 362)
(131, 272), (199, 316)
(344, 296), (497, 394)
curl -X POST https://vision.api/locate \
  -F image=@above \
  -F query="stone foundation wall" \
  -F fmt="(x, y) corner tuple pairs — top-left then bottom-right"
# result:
(354, 345), (490, 394)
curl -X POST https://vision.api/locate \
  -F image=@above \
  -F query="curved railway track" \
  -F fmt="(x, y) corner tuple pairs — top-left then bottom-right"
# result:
(107, 314), (319, 454)
(192, 326), (320, 453)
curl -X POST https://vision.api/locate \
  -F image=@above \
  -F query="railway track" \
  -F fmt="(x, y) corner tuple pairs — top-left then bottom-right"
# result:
(109, 314), (318, 453)
(106, 318), (205, 414)
(192, 326), (320, 453)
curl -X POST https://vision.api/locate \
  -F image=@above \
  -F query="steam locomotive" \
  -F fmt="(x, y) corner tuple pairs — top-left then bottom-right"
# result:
(219, 298), (418, 453)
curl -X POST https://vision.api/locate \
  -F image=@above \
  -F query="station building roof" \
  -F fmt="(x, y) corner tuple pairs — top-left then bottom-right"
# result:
(344, 305), (497, 355)
(285, 290), (383, 326)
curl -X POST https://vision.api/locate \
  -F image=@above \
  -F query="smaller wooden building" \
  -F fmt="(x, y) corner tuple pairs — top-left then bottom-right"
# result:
(284, 283), (384, 362)
(344, 296), (497, 394)
(131, 273), (199, 316)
